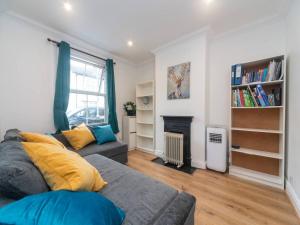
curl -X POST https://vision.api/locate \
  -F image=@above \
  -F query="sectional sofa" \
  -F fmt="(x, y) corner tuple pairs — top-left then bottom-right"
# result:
(0, 130), (196, 225)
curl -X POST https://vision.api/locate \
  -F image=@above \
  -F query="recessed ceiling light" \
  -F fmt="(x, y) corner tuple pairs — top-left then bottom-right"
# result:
(127, 40), (133, 47)
(64, 2), (72, 11)
(204, 0), (213, 5)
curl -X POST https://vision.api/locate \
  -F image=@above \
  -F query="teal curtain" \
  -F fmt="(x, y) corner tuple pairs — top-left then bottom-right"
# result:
(106, 59), (119, 133)
(53, 41), (71, 132)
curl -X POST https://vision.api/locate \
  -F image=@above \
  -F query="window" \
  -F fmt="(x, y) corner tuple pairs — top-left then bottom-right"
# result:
(67, 57), (106, 127)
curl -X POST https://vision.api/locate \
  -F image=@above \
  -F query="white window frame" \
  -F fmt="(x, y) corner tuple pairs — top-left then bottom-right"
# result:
(69, 56), (107, 125)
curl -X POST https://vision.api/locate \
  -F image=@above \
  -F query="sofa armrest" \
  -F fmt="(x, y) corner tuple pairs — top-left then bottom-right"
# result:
(152, 192), (196, 225)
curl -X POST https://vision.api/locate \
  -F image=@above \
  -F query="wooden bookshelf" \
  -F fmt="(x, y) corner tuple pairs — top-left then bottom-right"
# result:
(229, 55), (286, 189)
(136, 81), (155, 154)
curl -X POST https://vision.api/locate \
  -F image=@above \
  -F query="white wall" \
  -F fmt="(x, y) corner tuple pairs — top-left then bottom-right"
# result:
(208, 18), (286, 127)
(154, 33), (208, 169)
(135, 60), (155, 83)
(0, 13), (137, 138)
(286, 0), (300, 211)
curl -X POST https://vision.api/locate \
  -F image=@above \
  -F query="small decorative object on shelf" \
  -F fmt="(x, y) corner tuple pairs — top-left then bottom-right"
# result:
(123, 101), (136, 116)
(142, 96), (150, 105)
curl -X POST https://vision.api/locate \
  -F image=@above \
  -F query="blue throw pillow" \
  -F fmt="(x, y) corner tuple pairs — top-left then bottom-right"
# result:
(0, 190), (125, 225)
(92, 125), (117, 145)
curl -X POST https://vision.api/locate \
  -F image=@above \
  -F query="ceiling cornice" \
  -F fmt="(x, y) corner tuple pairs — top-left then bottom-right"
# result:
(151, 26), (211, 55)
(4, 11), (137, 67)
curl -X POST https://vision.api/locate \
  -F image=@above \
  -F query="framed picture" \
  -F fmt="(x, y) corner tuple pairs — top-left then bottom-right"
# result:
(167, 62), (190, 100)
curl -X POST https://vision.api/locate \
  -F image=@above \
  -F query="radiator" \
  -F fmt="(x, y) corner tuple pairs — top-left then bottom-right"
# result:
(164, 132), (184, 168)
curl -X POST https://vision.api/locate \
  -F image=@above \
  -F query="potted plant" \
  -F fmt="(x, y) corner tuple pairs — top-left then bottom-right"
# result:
(123, 101), (136, 116)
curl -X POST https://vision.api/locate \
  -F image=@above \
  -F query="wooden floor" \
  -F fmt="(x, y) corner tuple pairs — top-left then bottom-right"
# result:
(128, 150), (300, 225)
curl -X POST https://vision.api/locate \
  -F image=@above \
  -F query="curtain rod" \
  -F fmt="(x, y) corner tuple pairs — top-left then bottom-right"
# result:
(47, 38), (116, 65)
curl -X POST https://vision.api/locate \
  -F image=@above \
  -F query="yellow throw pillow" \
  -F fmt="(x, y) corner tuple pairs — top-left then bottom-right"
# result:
(21, 142), (107, 192)
(62, 123), (95, 150)
(21, 132), (65, 148)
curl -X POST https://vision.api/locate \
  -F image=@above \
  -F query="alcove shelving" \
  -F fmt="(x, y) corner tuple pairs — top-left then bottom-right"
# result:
(229, 55), (286, 189)
(136, 81), (155, 153)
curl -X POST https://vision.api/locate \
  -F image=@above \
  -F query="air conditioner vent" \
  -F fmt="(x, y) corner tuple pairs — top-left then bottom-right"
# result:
(209, 133), (222, 144)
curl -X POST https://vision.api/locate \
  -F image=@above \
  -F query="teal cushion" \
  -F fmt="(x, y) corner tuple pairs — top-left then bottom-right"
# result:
(0, 190), (125, 225)
(92, 125), (117, 145)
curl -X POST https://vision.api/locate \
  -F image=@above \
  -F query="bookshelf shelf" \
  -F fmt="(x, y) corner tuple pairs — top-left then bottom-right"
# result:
(231, 106), (283, 109)
(231, 127), (283, 134)
(231, 148), (283, 159)
(229, 55), (286, 190)
(136, 81), (155, 154)
(229, 166), (283, 188)
(232, 79), (284, 88)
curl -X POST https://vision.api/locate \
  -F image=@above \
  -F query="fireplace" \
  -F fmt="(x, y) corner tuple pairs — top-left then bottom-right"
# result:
(161, 115), (193, 167)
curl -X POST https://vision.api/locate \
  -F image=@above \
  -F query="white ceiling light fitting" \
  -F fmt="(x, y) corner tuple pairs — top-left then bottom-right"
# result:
(204, 0), (214, 5)
(64, 1), (72, 11)
(127, 40), (133, 47)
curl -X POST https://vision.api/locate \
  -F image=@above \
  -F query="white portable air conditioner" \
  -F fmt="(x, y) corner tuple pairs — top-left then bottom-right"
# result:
(206, 127), (227, 172)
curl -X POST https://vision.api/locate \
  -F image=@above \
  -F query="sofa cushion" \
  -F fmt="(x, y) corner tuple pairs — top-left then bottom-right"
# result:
(20, 132), (65, 148)
(0, 141), (49, 199)
(85, 154), (178, 225)
(62, 123), (95, 150)
(3, 129), (25, 142)
(92, 125), (117, 144)
(76, 142), (127, 158)
(22, 142), (107, 192)
(0, 191), (126, 225)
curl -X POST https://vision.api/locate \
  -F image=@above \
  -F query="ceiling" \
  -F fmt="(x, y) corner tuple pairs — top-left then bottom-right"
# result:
(5, 0), (291, 64)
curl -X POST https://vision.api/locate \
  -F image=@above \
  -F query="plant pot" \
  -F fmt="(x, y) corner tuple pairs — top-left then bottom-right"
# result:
(127, 111), (136, 116)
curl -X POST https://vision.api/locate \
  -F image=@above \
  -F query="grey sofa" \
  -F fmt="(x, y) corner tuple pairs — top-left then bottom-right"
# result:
(0, 130), (196, 224)
(0, 153), (196, 225)
(52, 133), (128, 164)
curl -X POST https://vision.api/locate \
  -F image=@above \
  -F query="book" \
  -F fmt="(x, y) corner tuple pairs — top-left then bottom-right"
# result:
(243, 90), (251, 107)
(255, 87), (266, 107)
(235, 64), (242, 85)
(273, 88), (282, 106)
(262, 68), (268, 82)
(247, 87), (258, 107)
(268, 60), (276, 81)
(236, 89), (241, 107)
(274, 61), (282, 80)
(268, 94), (275, 106)
(257, 84), (270, 106)
(231, 65), (236, 85)
(239, 89), (245, 107)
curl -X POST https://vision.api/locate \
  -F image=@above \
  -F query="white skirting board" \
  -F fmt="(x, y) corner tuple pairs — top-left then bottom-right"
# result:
(286, 180), (300, 218)
(191, 160), (206, 169)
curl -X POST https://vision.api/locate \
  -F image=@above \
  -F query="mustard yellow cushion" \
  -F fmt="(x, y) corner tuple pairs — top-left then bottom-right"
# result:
(62, 124), (95, 150)
(21, 132), (65, 148)
(21, 142), (107, 192)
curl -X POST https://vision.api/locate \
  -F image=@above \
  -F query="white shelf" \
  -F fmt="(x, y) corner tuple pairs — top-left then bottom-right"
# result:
(231, 127), (283, 134)
(136, 94), (154, 98)
(137, 108), (153, 111)
(231, 106), (283, 109)
(136, 80), (155, 153)
(232, 80), (284, 88)
(137, 133), (154, 139)
(137, 121), (153, 125)
(231, 148), (283, 159)
(229, 166), (283, 189)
